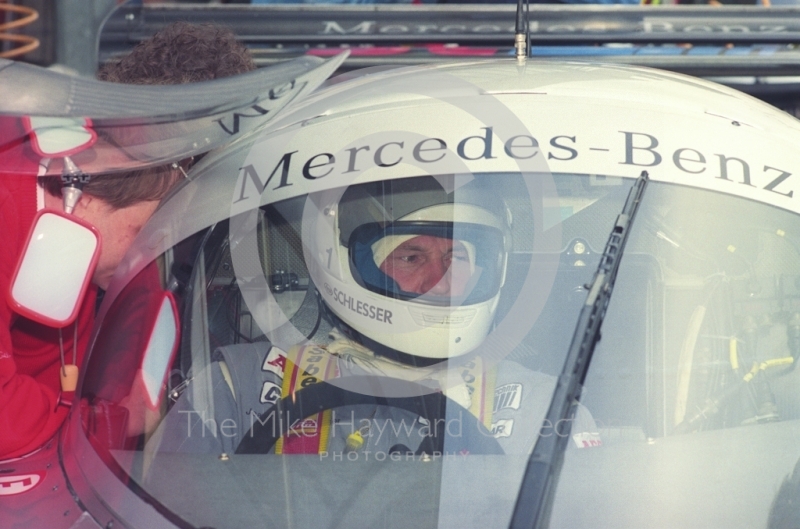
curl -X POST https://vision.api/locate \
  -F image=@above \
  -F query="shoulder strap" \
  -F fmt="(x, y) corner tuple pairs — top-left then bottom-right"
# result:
(276, 344), (338, 454)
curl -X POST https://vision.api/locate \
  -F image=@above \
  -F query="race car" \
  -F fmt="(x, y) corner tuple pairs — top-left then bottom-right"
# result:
(5, 3), (800, 529)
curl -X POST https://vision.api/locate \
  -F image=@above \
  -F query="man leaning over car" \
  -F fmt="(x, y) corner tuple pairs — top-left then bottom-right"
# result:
(0, 22), (255, 460)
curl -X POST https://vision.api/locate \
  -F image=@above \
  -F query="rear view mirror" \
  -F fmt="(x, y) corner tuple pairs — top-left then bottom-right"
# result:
(7, 209), (100, 327)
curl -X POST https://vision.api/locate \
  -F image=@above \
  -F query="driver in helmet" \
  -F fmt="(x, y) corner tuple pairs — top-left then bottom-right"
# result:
(159, 176), (600, 456)
(379, 235), (471, 296)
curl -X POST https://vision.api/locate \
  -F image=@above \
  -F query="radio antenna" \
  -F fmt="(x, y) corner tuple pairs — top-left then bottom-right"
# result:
(515, 0), (529, 64)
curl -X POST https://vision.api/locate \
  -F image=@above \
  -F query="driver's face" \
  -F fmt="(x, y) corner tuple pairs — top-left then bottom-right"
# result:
(379, 235), (472, 297)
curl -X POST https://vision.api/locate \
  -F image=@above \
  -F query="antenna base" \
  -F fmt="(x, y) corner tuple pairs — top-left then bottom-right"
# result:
(514, 33), (527, 64)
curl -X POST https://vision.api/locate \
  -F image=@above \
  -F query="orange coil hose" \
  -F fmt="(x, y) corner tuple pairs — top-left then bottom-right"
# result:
(0, 3), (39, 59)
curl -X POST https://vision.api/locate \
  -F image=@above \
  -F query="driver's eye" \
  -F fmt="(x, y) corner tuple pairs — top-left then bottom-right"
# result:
(394, 252), (423, 265)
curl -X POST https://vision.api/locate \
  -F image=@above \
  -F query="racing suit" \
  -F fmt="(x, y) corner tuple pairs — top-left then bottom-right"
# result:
(0, 173), (96, 459)
(154, 334), (600, 455)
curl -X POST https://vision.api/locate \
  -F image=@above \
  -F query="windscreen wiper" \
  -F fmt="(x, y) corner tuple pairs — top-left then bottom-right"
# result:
(509, 170), (649, 529)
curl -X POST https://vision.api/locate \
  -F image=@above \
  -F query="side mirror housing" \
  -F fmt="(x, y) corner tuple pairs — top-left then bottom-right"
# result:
(140, 292), (180, 410)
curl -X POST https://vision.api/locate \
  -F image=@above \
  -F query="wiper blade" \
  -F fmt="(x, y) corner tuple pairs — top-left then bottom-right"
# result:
(509, 170), (649, 529)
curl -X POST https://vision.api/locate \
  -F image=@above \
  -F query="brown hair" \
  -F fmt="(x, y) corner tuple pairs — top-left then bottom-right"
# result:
(96, 22), (255, 85)
(40, 165), (183, 210)
(42, 22), (256, 209)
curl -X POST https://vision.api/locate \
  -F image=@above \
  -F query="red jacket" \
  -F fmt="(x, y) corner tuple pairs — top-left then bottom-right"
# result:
(0, 173), (97, 459)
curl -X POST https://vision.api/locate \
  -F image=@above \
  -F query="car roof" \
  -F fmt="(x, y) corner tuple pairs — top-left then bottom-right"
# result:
(107, 58), (800, 307)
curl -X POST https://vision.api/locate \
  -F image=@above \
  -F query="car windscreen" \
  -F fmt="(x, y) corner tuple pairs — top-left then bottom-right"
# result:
(78, 171), (800, 529)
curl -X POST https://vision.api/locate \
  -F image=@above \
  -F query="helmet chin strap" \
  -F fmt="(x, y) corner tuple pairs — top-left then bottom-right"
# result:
(61, 156), (90, 214)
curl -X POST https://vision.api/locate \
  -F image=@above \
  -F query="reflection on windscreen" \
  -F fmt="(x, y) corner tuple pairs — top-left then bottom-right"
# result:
(552, 183), (800, 529)
(80, 173), (800, 529)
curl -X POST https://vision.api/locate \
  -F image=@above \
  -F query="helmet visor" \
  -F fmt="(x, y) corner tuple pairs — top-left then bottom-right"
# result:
(349, 221), (506, 306)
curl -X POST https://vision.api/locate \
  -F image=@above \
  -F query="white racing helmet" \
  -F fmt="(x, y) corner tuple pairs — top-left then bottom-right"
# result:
(309, 175), (512, 364)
